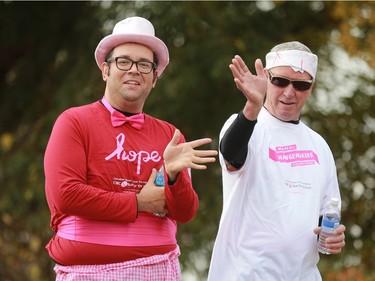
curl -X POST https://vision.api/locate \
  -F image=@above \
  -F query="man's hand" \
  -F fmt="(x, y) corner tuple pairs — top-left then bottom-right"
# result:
(163, 129), (218, 181)
(229, 55), (267, 120)
(314, 224), (346, 254)
(136, 169), (167, 214)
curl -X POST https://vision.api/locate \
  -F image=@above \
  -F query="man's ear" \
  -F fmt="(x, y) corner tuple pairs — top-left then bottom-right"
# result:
(101, 62), (110, 81)
(152, 71), (158, 88)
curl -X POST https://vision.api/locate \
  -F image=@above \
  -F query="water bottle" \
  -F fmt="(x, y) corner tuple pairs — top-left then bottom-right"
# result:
(154, 167), (166, 217)
(318, 197), (341, 254)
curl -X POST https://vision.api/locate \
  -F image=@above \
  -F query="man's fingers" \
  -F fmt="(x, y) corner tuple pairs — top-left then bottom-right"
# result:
(326, 240), (345, 254)
(229, 63), (244, 83)
(170, 129), (181, 146)
(234, 55), (250, 73)
(231, 57), (251, 78)
(254, 58), (265, 78)
(190, 164), (208, 170)
(186, 138), (214, 149)
(146, 168), (157, 184)
(194, 149), (218, 158)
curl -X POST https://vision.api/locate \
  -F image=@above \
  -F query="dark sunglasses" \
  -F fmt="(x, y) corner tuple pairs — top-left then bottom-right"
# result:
(268, 71), (314, 91)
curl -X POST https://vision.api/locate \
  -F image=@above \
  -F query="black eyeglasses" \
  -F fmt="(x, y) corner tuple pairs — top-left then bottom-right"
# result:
(268, 71), (313, 91)
(106, 57), (156, 74)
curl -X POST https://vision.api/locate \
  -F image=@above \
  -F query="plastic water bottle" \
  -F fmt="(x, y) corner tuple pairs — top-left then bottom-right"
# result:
(154, 167), (166, 217)
(318, 197), (341, 254)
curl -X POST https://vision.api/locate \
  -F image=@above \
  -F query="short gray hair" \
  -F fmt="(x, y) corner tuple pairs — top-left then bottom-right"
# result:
(270, 41), (312, 54)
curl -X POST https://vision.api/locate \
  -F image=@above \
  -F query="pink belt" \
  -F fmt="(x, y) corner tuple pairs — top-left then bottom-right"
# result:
(57, 214), (177, 246)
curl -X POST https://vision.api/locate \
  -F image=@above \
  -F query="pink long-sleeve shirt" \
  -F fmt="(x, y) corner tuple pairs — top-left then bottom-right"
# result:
(44, 100), (198, 265)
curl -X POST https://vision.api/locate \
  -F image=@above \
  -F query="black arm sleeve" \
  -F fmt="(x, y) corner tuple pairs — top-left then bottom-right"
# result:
(219, 110), (257, 169)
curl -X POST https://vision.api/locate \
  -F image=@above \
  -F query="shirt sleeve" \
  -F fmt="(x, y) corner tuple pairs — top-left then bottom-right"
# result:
(44, 111), (137, 232)
(162, 132), (198, 224)
(164, 168), (198, 224)
(219, 110), (257, 169)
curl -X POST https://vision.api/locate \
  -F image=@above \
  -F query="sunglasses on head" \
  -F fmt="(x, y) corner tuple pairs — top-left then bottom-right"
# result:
(268, 71), (314, 91)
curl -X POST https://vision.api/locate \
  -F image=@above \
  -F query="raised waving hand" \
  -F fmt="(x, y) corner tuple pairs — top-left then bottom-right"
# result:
(229, 55), (268, 120)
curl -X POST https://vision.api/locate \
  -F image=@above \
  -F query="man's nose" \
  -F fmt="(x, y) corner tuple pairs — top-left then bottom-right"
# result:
(128, 62), (140, 73)
(283, 84), (295, 97)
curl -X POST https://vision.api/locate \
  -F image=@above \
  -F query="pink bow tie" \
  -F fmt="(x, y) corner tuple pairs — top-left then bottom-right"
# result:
(110, 110), (144, 129)
(101, 97), (144, 130)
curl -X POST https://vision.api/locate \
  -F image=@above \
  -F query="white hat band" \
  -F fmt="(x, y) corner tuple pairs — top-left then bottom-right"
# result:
(265, 50), (318, 80)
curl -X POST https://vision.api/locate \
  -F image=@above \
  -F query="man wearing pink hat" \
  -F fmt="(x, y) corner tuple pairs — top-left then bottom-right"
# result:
(44, 16), (217, 280)
(208, 41), (346, 280)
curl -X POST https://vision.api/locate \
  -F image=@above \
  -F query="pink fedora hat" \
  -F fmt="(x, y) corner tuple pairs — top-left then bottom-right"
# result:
(94, 16), (169, 77)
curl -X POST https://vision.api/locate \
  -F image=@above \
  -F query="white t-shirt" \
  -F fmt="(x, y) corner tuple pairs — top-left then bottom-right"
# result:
(208, 108), (341, 281)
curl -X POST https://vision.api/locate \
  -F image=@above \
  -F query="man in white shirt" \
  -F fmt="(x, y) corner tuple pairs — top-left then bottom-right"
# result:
(208, 41), (346, 281)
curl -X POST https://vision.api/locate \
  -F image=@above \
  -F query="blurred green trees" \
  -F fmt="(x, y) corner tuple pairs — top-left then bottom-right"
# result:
(1, 2), (374, 280)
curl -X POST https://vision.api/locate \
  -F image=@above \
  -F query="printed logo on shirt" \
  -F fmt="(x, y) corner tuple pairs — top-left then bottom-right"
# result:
(269, 144), (319, 167)
(285, 179), (312, 194)
(105, 133), (161, 174)
(113, 177), (145, 193)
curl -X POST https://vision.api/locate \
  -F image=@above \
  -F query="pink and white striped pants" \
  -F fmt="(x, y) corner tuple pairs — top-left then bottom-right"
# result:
(54, 247), (181, 281)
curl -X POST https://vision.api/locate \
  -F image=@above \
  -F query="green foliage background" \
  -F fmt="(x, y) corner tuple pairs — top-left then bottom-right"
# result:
(1, 1), (374, 280)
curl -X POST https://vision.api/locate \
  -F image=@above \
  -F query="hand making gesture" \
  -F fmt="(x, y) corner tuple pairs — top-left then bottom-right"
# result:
(163, 129), (218, 181)
(229, 55), (268, 120)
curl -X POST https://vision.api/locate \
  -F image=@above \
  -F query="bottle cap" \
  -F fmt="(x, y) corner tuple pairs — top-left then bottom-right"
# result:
(330, 197), (339, 206)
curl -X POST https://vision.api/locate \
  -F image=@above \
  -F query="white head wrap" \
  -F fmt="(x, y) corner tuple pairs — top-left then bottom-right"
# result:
(265, 50), (318, 80)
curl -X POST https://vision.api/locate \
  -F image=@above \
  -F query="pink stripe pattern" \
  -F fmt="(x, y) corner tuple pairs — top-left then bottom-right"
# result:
(54, 247), (181, 281)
